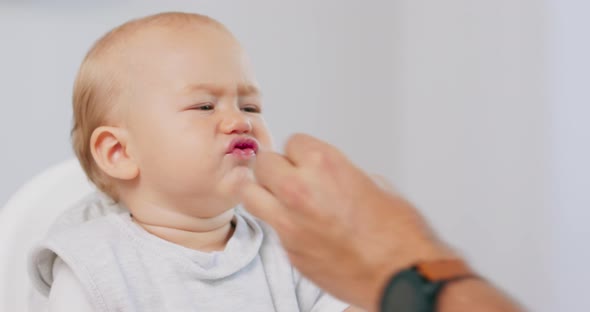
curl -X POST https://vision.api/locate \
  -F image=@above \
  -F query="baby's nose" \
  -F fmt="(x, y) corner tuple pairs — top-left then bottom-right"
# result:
(220, 112), (252, 134)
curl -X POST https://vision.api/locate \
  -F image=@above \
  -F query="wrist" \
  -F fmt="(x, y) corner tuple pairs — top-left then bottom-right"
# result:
(436, 277), (482, 310)
(378, 258), (478, 312)
(371, 243), (461, 311)
(437, 277), (523, 312)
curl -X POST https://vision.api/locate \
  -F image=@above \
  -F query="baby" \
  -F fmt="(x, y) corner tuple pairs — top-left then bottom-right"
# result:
(28, 12), (358, 312)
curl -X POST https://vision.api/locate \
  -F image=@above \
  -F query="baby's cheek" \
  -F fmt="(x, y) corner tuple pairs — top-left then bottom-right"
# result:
(253, 119), (274, 150)
(231, 166), (255, 186)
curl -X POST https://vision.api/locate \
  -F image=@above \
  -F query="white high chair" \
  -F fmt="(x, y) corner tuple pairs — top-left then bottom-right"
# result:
(0, 159), (95, 311)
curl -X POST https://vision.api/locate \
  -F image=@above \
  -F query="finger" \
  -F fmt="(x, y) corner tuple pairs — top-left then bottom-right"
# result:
(284, 133), (336, 167)
(370, 174), (398, 194)
(285, 134), (347, 170)
(253, 150), (297, 194)
(237, 180), (287, 227)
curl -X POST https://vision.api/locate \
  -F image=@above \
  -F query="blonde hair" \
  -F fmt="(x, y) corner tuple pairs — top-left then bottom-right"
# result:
(71, 12), (224, 201)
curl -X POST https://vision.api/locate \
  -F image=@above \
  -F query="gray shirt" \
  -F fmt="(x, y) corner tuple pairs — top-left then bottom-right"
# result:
(29, 194), (348, 312)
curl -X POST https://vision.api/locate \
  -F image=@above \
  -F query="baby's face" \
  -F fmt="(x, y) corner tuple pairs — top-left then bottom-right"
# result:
(119, 25), (272, 215)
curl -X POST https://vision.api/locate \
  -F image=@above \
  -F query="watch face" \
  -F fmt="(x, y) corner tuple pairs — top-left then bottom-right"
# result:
(381, 270), (433, 312)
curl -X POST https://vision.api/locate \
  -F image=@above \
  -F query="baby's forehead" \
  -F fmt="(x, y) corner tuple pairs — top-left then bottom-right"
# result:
(86, 13), (255, 107)
(94, 14), (231, 66)
(98, 23), (236, 83)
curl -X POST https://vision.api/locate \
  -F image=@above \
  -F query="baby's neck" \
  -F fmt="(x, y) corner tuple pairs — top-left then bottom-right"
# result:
(130, 207), (237, 252)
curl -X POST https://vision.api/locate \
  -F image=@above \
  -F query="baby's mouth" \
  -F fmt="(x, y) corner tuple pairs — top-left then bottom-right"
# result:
(226, 137), (259, 160)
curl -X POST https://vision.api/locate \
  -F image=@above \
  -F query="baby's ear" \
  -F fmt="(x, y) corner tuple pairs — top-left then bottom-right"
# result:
(90, 126), (139, 180)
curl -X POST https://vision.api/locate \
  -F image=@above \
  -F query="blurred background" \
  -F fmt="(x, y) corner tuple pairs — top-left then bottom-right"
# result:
(0, 0), (588, 311)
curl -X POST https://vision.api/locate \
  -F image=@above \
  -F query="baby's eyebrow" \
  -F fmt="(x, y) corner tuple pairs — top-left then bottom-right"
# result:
(183, 83), (261, 97)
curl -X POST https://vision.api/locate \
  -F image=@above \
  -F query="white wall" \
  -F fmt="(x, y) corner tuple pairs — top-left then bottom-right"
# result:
(548, 0), (590, 310)
(1, 0), (586, 311)
(389, 1), (553, 311)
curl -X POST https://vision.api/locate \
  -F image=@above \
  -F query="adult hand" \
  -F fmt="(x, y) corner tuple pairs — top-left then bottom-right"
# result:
(238, 134), (455, 311)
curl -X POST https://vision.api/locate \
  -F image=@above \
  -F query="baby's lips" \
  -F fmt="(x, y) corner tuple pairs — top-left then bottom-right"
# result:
(226, 137), (260, 154)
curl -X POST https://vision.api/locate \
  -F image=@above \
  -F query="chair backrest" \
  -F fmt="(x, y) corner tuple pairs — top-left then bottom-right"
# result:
(0, 158), (95, 311)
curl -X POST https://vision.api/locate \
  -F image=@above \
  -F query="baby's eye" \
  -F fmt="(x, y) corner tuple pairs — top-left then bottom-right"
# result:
(194, 103), (214, 111)
(241, 106), (261, 113)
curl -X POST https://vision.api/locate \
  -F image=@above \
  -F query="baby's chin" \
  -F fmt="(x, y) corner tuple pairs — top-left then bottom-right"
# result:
(218, 166), (255, 199)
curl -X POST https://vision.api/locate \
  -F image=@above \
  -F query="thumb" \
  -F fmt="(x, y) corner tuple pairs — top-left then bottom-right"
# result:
(237, 181), (287, 227)
(370, 174), (397, 194)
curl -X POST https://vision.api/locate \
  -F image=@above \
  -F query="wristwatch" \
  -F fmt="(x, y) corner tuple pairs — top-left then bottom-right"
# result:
(380, 259), (477, 312)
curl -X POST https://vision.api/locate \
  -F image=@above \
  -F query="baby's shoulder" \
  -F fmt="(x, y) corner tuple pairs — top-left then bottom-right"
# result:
(45, 192), (125, 236)
(29, 212), (129, 297)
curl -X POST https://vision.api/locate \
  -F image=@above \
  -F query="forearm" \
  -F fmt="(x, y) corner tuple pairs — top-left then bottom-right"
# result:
(437, 278), (524, 312)
(374, 261), (524, 312)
